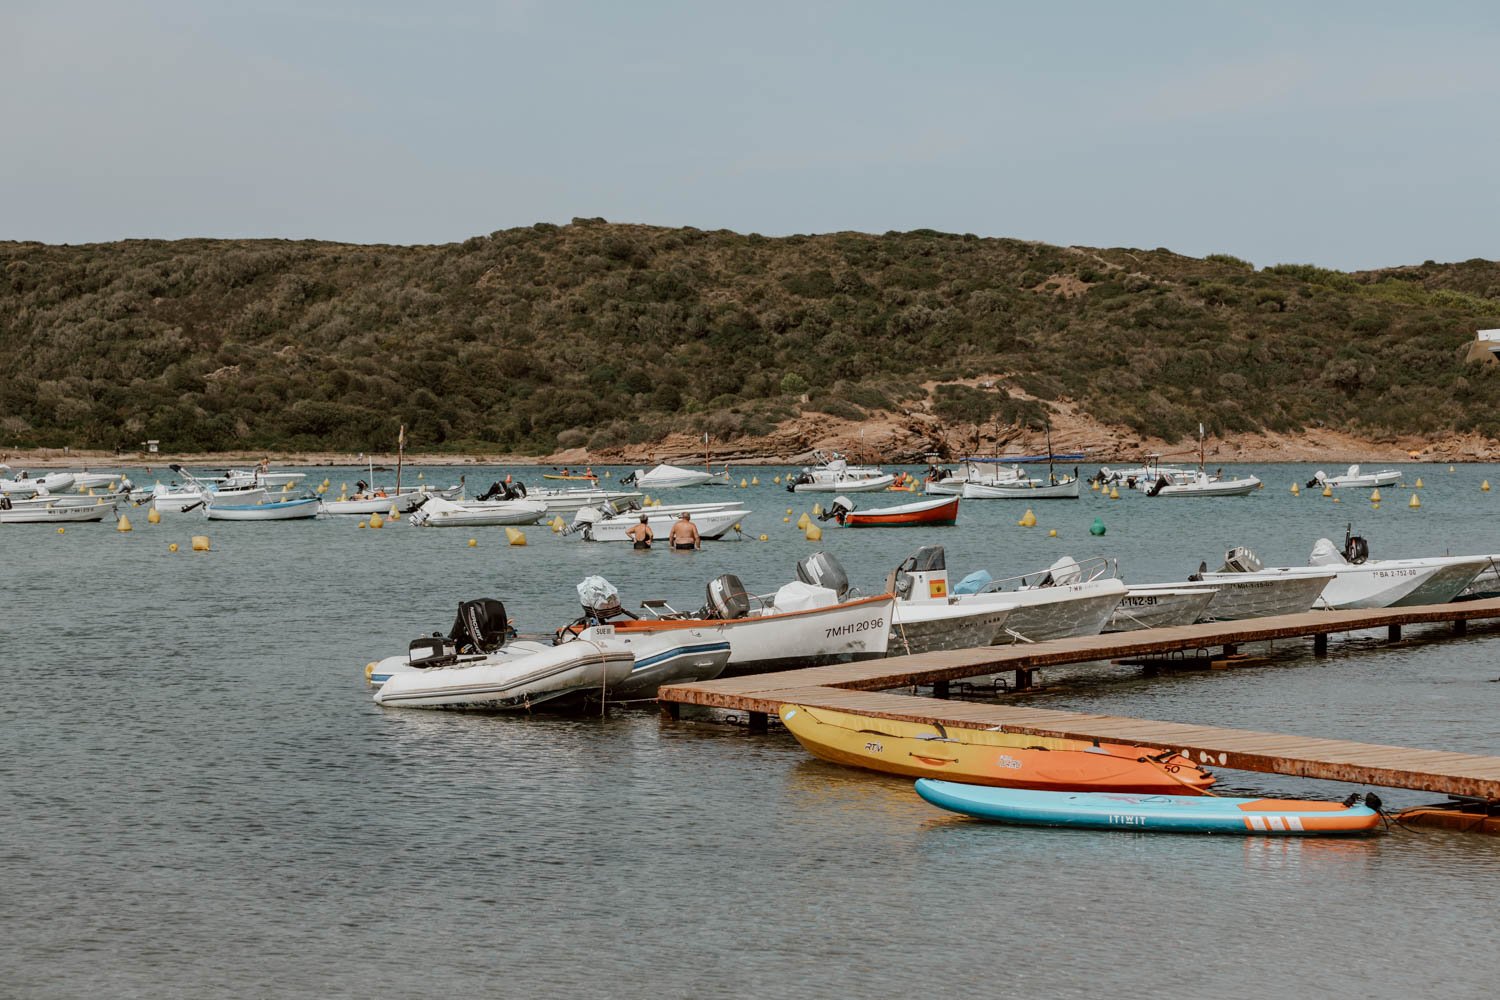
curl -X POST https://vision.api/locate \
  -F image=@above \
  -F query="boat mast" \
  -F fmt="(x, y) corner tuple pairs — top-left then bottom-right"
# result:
(704, 431), (710, 472)
(397, 423), (406, 494)
(1045, 420), (1056, 485)
(1198, 422), (1205, 474)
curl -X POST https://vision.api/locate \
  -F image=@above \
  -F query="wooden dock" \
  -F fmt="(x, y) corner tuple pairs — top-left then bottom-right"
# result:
(659, 597), (1500, 804)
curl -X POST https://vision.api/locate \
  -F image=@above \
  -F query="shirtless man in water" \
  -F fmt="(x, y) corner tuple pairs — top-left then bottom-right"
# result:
(626, 514), (653, 550)
(667, 512), (701, 550)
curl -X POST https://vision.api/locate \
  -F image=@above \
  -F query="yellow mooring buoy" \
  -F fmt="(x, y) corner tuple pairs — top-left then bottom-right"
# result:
(1409, 493), (1421, 510)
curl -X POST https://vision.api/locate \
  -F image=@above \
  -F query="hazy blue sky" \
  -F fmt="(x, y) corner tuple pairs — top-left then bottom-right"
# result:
(4, 1), (1497, 268)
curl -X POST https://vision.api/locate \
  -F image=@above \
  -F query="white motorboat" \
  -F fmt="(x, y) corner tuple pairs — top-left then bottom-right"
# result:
(149, 483), (268, 513)
(898, 547), (1126, 643)
(608, 565), (894, 675)
(1130, 570), (1333, 622)
(623, 464), (722, 489)
(320, 491), (427, 516)
(1105, 587), (1219, 632)
(786, 451), (896, 493)
(407, 496), (547, 527)
(219, 468), (307, 489)
(469, 478), (643, 515)
(871, 549), (1020, 654)
(372, 601), (637, 710)
(1095, 457), (1192, 489)
(68, 471), (122, 491)
(0, 501), (114, 524)
(1203, 535), (1491, 610)
(1139, 469), (1261, 497)
(924, 460), (1035, 496)
(206, 497), (321, 521)
(1308, 465), (1402, 489)
(571, 504), (748, 542)
(0, 470), (76, 496)
(962, 477), (1080, 500)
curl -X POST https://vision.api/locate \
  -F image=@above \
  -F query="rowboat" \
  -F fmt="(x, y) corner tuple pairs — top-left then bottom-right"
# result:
(824, 494), (959, 527)
(542, 473), (599, 481)
(0, 502), (114, 523)
(319, 489), (427, 516)
(407, 496), (548, 527)
(961, 478), (1080, 500)
(206, 497), (322, 520)
(1309, 465), (1402, 489)
(914, 780), (1381, 835)
(924, 459), (1036, 496)
(779, 705), (1214, 794)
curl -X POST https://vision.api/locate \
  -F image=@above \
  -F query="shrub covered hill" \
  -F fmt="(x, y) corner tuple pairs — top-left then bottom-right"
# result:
(3, 219), (1500, 459)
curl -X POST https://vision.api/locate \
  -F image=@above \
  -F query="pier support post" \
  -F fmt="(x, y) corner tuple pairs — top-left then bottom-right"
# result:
(1388, 624), (1402, 643)
(1313, 633), (1328, 657)
(1455, 617), (1468, 637)
(932, 679), (950, 700)
(1221, 644), (1238, 659)
(660, 700), (680, 722)
(748, 711), (768, 734)
(1014, 668), (1034, 691)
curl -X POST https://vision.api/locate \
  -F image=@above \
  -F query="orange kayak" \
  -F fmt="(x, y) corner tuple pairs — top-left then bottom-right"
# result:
(779, 703), (1214, 794)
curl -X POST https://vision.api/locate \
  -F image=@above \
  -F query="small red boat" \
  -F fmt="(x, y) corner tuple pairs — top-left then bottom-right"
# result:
(827, 495), (959, 527)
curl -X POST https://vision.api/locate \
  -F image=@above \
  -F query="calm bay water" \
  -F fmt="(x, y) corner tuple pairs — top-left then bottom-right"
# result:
(3, 461), (1499, 998)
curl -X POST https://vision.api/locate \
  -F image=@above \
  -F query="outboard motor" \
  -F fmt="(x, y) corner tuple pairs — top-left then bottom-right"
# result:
(886, 545), (949, 602)
(1343, 524), (1369, 565)
(577, 575), (635, 623)
(1220, 546), (1265, 573)
(569, 507), (604, 534)
(818, 495), (855, 524)
(620, 471), (638, 486)
(506, 480), (528, 500)
(1307, 471), (1326, 488)
(704, 574), (752, 620)
(448, 598), (511, 654)
(478, 481), (506, 501)
(796, 551), (852, 598)
(785, 472), (813, 492)
(1146, 474), (1170, 497)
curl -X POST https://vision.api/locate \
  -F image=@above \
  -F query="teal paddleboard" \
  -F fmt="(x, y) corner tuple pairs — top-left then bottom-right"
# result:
(915, 779), (1379, 835)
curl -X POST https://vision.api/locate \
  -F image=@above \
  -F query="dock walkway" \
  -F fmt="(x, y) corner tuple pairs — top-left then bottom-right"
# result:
(659, 597), (1500, 801)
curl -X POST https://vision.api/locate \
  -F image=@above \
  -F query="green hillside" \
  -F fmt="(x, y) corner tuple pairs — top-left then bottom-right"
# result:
(3, 220), (1499, 454)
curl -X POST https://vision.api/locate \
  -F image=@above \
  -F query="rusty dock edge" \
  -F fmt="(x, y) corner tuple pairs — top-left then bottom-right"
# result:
(658, 598), (1500, 821)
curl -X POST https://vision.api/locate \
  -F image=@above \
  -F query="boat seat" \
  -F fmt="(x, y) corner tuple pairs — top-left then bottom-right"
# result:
(639, 599), (688, 620)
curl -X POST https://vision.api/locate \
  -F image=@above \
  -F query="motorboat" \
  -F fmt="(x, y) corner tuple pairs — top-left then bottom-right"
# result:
(820, 494), (959, 527)
(1202, 534), (1491, 610)
(779, 704), (1214, 794)
(219, 468), (307, 489)
(67, 471), (122, 491)
(1308, 465), (1402, 489)
(320, 488), (428, 516)
(1140, 469), (1261, 497)
(895, 546), (1126, 643)
(786, 451), (895, 493)
(0, 469), (76, 496)
(569, 504), (748, 542)
(599, 562), (895, 675)
(1095, 457), (1192, 489)
(0, 500), (114, 523)
(206, 497), (322, 521)
(1105, 587), (1220, 632)
(148, 482), (268, 513)
(1130, 570), (1333, 622)
(372, 600), (636, 710)
(872, 549), (1020, 654)
(622, 464), (723, 489)
(469, 478), (642, 514)
(407, 495), (547, 527)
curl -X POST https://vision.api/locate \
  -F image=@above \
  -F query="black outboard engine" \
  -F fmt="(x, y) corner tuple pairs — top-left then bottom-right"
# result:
(796, 551), (852, 598)
(1145, 474), (1170, 497)
(478, 481), (506, 501)
(785, 472), (813, 492)
(1344, 525), (1369, 565)
(704, 574), (752, 620)
(447, 598), (511, 654)
(620, 471), (637, 486)
(818, 496), (854, 524)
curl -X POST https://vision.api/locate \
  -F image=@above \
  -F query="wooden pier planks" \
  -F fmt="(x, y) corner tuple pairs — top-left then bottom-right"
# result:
(660, 598), (1500, 800)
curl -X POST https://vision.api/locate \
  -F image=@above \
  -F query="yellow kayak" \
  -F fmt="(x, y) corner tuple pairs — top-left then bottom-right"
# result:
(778, 704), (1214, 794)
(542, 473), (599, 481)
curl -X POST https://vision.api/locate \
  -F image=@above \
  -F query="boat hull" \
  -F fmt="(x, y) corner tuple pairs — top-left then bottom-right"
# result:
(781, 705), (1214, 793)
(1151, 476), (1262, 497)
(842, 496), (959, 527)
(206, 498), (321, 520)
(0, 504), (112, 523)
(1135, 574), (1332, 622)
(409, 498), (548, 527)
(373, 640), (635, 710)
(915, 780), (1380, 835)
(889, 601), (1016, 655)
(949, 580), (1127, 643)
(581, 509), (747, 542)
(791, 474), (896, 493)
(320, 491), (426, 515)
(1105, 588), (1219, 632)
(961, 479), (1079, 500)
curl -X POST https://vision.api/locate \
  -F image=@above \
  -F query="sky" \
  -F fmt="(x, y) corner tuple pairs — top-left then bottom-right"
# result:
(3, 0), (1497, 269)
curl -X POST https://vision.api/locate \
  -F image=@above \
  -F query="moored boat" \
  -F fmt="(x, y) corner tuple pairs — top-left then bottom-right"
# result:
(569, 504), (748, 542)
(961, 478), (1080, 500)
(822, 494), (959, 527)
(914, 780), (1381, 835)
(0, 501), (114, 523)
(1309, 465), (1402, 489)
(780, 704), (1215, 794)
(1105, 587), (1220, 632)
(206, 497), (322, 520)
(623, 464), (723, 489)
(786, 451), (895, 493)
(407, 496), (548, 527)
